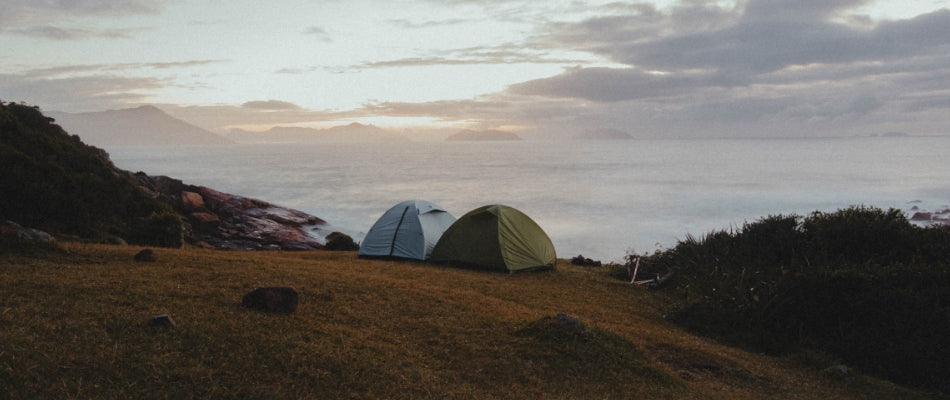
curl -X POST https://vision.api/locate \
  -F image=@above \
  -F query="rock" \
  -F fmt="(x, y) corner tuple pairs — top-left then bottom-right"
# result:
(105, 236), (127, 245)
(134, 248), (158, 262)
(148, 314), (177, 328)
(821, 364), (853, 381)
(189, 211), (221, 231)
(571, 254), (602, 267)
(242, 287), (299, 313)
(130, 174), (333, 251)
(910, 212), (932, 221)
(181, 191), (205, 211)
(1, 221), (55, 243)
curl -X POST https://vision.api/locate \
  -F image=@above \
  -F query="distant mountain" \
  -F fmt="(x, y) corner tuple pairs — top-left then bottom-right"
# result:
(446, 129), (521, 141)
(574, 128), (633, 140)
(225, 122), (409, 143)
(49, 105), (232, 146)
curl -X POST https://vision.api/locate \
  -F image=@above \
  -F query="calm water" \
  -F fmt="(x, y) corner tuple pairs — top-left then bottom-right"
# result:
(108, 137), (950, 262)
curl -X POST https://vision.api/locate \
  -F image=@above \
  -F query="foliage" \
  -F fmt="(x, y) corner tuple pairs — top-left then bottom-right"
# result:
(324, 231), (359, 251)
(0, 244), (931, 399)
(0, 102), (182, 246)
(128, 210), (184, 248)
(631, 206), (950, 392)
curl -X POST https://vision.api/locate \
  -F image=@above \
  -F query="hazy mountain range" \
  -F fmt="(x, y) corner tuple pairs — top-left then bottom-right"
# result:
(49, 106), (233, 147)
(48, 105), (644, 146)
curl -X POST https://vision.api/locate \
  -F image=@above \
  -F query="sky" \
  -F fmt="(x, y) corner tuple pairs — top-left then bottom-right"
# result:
(1, 0), (949, 138)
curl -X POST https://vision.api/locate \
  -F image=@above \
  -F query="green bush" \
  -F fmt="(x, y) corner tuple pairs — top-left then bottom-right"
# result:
(324, 232), (359, 251)
(129, 210), (184, 248)
(632, 206), (950, 391)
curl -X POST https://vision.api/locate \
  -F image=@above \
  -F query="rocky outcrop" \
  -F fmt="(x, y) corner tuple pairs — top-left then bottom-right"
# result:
(1, 221), (55, 244)
(908, 204), (950, 227)
(134, 248), (158, 262)
(128, 172), (332, 250)
(242, 287), (299, 313)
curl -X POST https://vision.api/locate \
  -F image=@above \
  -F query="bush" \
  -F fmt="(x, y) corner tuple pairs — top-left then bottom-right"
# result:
(128, 210), (183, 248)
(324, 232), (359, 251)
(632, 206), (950, 391)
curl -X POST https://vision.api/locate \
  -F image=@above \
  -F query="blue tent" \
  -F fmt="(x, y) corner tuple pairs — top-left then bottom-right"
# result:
(358, 200), (456, 260)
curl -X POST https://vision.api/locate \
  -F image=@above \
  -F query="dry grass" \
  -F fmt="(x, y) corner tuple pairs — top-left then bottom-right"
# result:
(0, 243), (933, 399)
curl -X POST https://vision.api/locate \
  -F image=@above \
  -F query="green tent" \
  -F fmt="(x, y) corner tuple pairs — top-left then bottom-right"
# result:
(430, 204), (556, 272)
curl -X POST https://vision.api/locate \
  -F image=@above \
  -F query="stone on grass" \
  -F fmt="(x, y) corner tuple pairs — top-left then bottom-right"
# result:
(242, 286), (299, 313)
(134, 248), (157, 262)
(148, 314), (177, 328)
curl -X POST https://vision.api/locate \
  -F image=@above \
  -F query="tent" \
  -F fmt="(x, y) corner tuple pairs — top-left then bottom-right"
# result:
(430, 204), (556, 272)
(358, 200), (456, 260)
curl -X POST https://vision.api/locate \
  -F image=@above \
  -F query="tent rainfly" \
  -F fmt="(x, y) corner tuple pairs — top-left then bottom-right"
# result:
(358, 200), (456, 261)
(430, 204), (556, 272)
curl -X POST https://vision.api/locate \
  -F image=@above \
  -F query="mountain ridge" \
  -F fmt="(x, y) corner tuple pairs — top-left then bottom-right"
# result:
(49, 105), (233, 146)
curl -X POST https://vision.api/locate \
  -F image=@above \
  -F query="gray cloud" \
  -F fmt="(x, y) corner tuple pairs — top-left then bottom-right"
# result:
(338, 44), (592, 72)
(0, 72), (165, 112)
(387, 17), (471, 29)
(498, 0), (950, 137)
(6, 25), (141, 40)
(0, 60), (224, 112)
(0, 0), (166, 27)
(302, 26), (333, 42)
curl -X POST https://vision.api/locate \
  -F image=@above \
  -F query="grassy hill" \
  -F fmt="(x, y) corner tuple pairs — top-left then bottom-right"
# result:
(0, 102), (181, 246)
(0, 244), (933, 399)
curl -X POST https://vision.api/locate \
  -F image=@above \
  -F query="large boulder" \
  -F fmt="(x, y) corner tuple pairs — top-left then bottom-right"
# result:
(130, 174), (334, 250)
(1, 221), (55, 244)
(180, 191), (205, 211)
(242, 287), (299, 313)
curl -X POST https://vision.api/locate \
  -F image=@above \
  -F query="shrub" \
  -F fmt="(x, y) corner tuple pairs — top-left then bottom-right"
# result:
(324, 232), (359, 251)
(128, 210), (183, 248)
(632, 206), (950, 391)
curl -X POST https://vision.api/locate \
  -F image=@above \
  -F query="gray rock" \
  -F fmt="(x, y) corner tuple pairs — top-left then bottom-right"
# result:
(148, 314), (177, 328)
(242, 286), (299, 313)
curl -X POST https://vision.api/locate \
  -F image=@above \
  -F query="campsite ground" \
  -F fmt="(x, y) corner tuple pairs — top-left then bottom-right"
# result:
(0, 243), (934, 399)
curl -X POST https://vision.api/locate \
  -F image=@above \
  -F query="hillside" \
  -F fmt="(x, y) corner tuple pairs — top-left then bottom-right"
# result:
(49, 105), (232, 146)
(0, 244), (931, 399)
(0, 102), (181, 245)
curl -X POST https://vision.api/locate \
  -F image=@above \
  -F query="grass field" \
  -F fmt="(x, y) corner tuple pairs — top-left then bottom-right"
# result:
(0, 243), (933, 399)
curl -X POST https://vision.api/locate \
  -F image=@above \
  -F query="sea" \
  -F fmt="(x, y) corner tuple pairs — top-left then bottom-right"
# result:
(107, 137), (950, 262)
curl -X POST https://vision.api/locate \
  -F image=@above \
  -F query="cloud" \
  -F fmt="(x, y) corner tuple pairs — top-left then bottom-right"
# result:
(0, 0), (166, 27)
(0, 72), (165, 112)
(302, 26), (332, 42)
(0, 60), (224, 112)
(510, 67), (734, 102)
(502, 0), (950, 136)
(387, 17), (471, 29)
(337, 44), (592, 72)
(6, 25), (141, 40)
